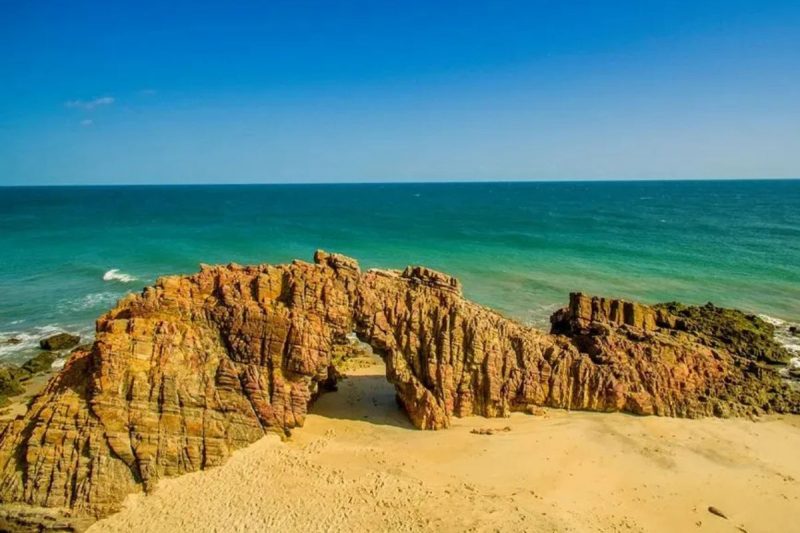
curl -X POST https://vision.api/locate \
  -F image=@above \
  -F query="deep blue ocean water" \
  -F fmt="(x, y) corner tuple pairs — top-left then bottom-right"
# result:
(1, 180), (799, 364)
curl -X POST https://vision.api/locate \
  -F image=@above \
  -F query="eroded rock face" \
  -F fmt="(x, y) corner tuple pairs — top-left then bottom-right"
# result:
(0, 252), (797, 524)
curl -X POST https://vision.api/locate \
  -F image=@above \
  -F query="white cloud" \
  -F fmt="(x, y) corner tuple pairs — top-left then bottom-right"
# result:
(80, 119), (94, 127)
(139, 89), (157, 96)
(65, 96), (115, 110)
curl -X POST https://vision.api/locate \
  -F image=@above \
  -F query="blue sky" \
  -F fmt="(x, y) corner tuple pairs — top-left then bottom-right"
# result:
(1, 1), (799, 185)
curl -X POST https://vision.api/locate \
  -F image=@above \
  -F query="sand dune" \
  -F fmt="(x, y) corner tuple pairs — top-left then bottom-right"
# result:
(90, 356), (800, 533)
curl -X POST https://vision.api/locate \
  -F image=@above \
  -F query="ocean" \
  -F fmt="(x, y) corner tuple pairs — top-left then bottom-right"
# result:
(1, 180), (799, 365)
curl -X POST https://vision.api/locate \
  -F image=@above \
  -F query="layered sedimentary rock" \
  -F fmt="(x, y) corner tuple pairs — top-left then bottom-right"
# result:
(0, 251), (797, 525)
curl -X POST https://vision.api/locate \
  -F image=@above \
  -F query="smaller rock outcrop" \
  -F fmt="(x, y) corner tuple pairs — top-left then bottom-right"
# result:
(20, 352), (58, 374)
(552, 294), (792, 364)
(39, 333), (80, 351)
(550, 292), (675, 334)
(549, 293), (798, 417)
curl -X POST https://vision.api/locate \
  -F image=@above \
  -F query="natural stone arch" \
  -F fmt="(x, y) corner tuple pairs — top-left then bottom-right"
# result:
(0, 250), (796, 527)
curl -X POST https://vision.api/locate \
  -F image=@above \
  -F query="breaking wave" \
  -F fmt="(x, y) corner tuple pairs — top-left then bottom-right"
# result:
(759, 314), (800, 381)
(758, 314), (800, 354)
(103, 269), (137, 283)
(57, 292), (120, 313)
(0, 325), (93, 364)
(0, 325), (60, 359)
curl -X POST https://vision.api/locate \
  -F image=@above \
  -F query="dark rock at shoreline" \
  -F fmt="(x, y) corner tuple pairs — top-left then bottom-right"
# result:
(3, 338), (21, 345)
(653, 302), (790, 364)
(39, 333), (80, 351)
(0, 350), (67, 406)
(0, 251), (797, 523)
(20, 352), (58, 375)
(790, 326), (798, 336)
(0, 367), (25, 405)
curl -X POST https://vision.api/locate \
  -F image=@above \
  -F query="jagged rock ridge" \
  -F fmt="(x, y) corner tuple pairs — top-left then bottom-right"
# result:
(0, 251), (797, 526)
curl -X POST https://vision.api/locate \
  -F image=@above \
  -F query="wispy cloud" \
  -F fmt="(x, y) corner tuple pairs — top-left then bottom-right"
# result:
(139, 89), (157, 96)
(65, 96), (115, 110)
(80, 119), (94, 127)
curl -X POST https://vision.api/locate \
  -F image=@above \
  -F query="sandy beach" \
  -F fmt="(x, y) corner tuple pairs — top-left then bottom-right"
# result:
(89, 354), (800, 533)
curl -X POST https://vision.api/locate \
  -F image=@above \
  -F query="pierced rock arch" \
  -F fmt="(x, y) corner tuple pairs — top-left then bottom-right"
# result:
(0, 250), (796, 523)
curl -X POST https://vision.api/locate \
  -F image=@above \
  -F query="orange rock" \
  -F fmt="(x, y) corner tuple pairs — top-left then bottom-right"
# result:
(0, 251), (797, 524)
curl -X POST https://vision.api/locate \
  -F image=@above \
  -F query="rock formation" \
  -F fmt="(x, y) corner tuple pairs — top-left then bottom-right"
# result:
(0, 251), (797, 528)
(39, 333), (80, 351)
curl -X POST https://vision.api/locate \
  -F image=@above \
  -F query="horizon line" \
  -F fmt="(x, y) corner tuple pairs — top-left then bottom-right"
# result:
(2, 176), (799, 188)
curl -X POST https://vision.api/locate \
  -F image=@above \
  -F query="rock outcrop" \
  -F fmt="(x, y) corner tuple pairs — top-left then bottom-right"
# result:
(0, 251), (797, 526)
(39, 333), (80, 351)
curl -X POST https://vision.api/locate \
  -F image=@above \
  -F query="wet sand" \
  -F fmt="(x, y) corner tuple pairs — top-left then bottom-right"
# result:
(90, 356), (800, 532)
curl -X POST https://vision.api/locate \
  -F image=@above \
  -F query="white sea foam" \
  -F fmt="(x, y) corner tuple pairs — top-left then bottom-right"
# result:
(58, 292), (120, 313)
(56, 292), (122, 316)
(103, 269), (137, 283)
(0, 324), (95, 364)
(758, 314), (800, 353)
(758, 314), (800, 381)
(524, 303), (563, 330)
(758, 314), (786, 327)
(0, 325), (68, 360)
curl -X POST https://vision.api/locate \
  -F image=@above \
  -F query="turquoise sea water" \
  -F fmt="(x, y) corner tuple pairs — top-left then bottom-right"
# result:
(1, 180), (799, 364)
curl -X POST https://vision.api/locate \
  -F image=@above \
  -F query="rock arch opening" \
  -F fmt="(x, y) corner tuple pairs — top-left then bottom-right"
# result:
(309, 338), (413, 430)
